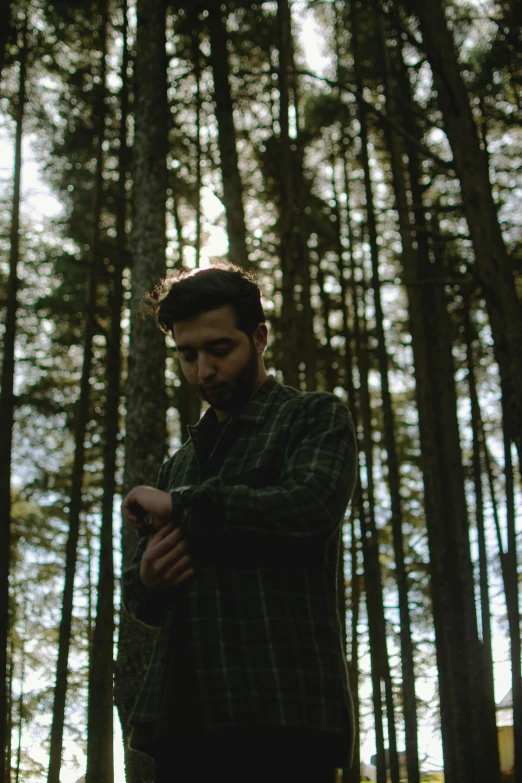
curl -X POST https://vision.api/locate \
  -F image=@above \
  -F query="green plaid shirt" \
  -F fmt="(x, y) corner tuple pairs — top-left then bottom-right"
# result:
(122, 375), (357, 760)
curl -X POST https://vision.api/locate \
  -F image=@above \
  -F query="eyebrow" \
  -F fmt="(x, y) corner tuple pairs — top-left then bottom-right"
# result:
(175, 338), (236, 353)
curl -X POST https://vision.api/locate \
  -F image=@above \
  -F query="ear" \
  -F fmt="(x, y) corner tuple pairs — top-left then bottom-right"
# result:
(253, 323), (268, 354)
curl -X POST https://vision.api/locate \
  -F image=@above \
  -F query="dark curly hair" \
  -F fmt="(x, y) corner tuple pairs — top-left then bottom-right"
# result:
(143, 261), (266, 337)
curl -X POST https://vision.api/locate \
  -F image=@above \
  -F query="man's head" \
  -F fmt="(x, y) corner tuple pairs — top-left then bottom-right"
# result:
(145, 262), (268, 418)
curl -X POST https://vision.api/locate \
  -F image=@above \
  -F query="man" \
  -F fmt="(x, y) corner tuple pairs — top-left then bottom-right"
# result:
(121, 262), (357, 783)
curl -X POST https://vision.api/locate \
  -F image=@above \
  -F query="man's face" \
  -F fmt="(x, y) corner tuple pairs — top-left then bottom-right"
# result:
(173, 305), (267, 415)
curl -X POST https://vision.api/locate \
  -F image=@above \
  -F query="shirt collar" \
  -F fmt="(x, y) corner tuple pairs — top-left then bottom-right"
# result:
(188, 374), (280, 436)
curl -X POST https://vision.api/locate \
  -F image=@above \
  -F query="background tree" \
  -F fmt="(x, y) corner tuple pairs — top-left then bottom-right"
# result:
(113, 0), (168, 781)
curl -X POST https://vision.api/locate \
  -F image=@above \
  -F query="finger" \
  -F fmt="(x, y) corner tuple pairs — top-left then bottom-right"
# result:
(154, 541), (191, 574)
(164, 555), (193, 584)
(149, 523), (175, 544)
(172, 567), (195, 586)
(121, 489), (136, 513)
(149, 526), (184, 556)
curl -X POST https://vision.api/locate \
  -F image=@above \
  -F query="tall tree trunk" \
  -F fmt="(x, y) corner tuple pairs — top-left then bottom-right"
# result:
(501, 414), (522, 782)
(345, 230), (388, 783)
(337, 134), (365, 781)
(168, 195), (201, 433)
(171, 186), (185, 270)
(290, 56), (316, 391)
(114, 0), (168, 780)
(5, 643), (13, 783)
(462, 301), (501, 780)
(276, 0), (299, 387)
(85, 524), (94, 655)
(480, 397), (522, 777)
(86, 3), (130, 780)
(374, 11), (430, 783)
(0, 25), (26, 783)
(389, 32), (491, 783)
(206, 2), (249, 269)
(349, 5), (401, 781)
(47, 7), (108, 782)
(0, 0), (12, 81)
(345, 513), (361, 783)
(189, 8), (202, 268)
(410, 0), (522, 472)
(14, 591), (26, 783)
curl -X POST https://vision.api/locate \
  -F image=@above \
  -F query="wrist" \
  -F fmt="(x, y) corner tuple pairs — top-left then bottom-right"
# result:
(170, 485), (194, 521)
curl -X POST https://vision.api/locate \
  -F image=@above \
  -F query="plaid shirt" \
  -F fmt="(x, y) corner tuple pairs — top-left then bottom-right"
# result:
(122, 375), (357, 760)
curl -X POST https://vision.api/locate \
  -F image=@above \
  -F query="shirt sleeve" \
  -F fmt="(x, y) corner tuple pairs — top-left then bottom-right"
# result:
(120, 462), (173, 627)
(176, 394), (357, 549)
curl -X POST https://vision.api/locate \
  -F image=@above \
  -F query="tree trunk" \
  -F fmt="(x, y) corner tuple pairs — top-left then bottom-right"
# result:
(189, 8), (203, 269)
(47, 8), (108, 782)
(171, 186), (185, 269)
(390, 32), (491, 783)
(206, 2), (249, 269)
(501, 416), (522, 783)
(290, 58), (316, 391)
(5, 644), (13, 783)
(345, 513), (361, 783)
(337, 132), (366, 782)
(0, 0), (12, 81)
(275, 0), (299, 387)
(114, 0), (168, 780)
(0, 25), (26, 783)
(477, 371), (521, 782)
(14, 592), (26, 783)
(345, 223), (388, 783)
(463, 301), (501, 781)
(349, 5), (401, 781)
(375, 11), (432, 783)
(85, 3), (130, 780)
(410, 0), (522, 472)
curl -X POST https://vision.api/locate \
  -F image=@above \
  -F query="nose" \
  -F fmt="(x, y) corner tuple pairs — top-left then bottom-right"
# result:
(197, 354), (216, 383)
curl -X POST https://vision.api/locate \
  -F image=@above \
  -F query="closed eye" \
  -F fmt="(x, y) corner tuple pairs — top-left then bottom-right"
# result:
(179, 349), (231, 362)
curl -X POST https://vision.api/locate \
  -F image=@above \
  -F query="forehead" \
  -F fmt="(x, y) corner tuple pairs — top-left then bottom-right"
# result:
(172, 305), (241, 345)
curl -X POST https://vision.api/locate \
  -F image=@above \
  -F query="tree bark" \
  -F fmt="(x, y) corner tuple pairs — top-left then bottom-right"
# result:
(0, 0), (12, 82)
(344, 214), (388, 783)
(477, 368), (521, 782)
(374, 11), (430, 783)
(410, 0), (522, 472)
(501, 416), (522, 783)
(14, 592), (26, 783)
(114, 0), (168, 780)
(189, 8), (203, 269)
(275, 0), (299, 388)
(5, 645), (13, 783)
(207, 2), (249, 269)
(462, 301), (501, 781)
(85, 3), (130, 780)
(0, 24), (26, 783)
(389, 32), (491, 783)
(349, 5), (401, 781)
(47, 7), (108, 782)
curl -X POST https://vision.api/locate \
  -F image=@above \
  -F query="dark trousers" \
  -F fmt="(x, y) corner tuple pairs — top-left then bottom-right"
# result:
(154, 731), (340, 783)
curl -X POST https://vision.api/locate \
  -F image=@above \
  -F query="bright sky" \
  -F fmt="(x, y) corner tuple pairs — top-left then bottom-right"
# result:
(0, 1), (515, 781)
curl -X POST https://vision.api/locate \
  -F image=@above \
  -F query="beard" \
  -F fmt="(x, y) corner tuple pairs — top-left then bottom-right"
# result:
(196, 338), (260, 413)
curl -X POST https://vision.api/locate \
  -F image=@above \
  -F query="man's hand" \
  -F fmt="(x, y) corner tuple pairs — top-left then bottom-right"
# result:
(121, 485), (174, 534)
(140, 523), (194, 592)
